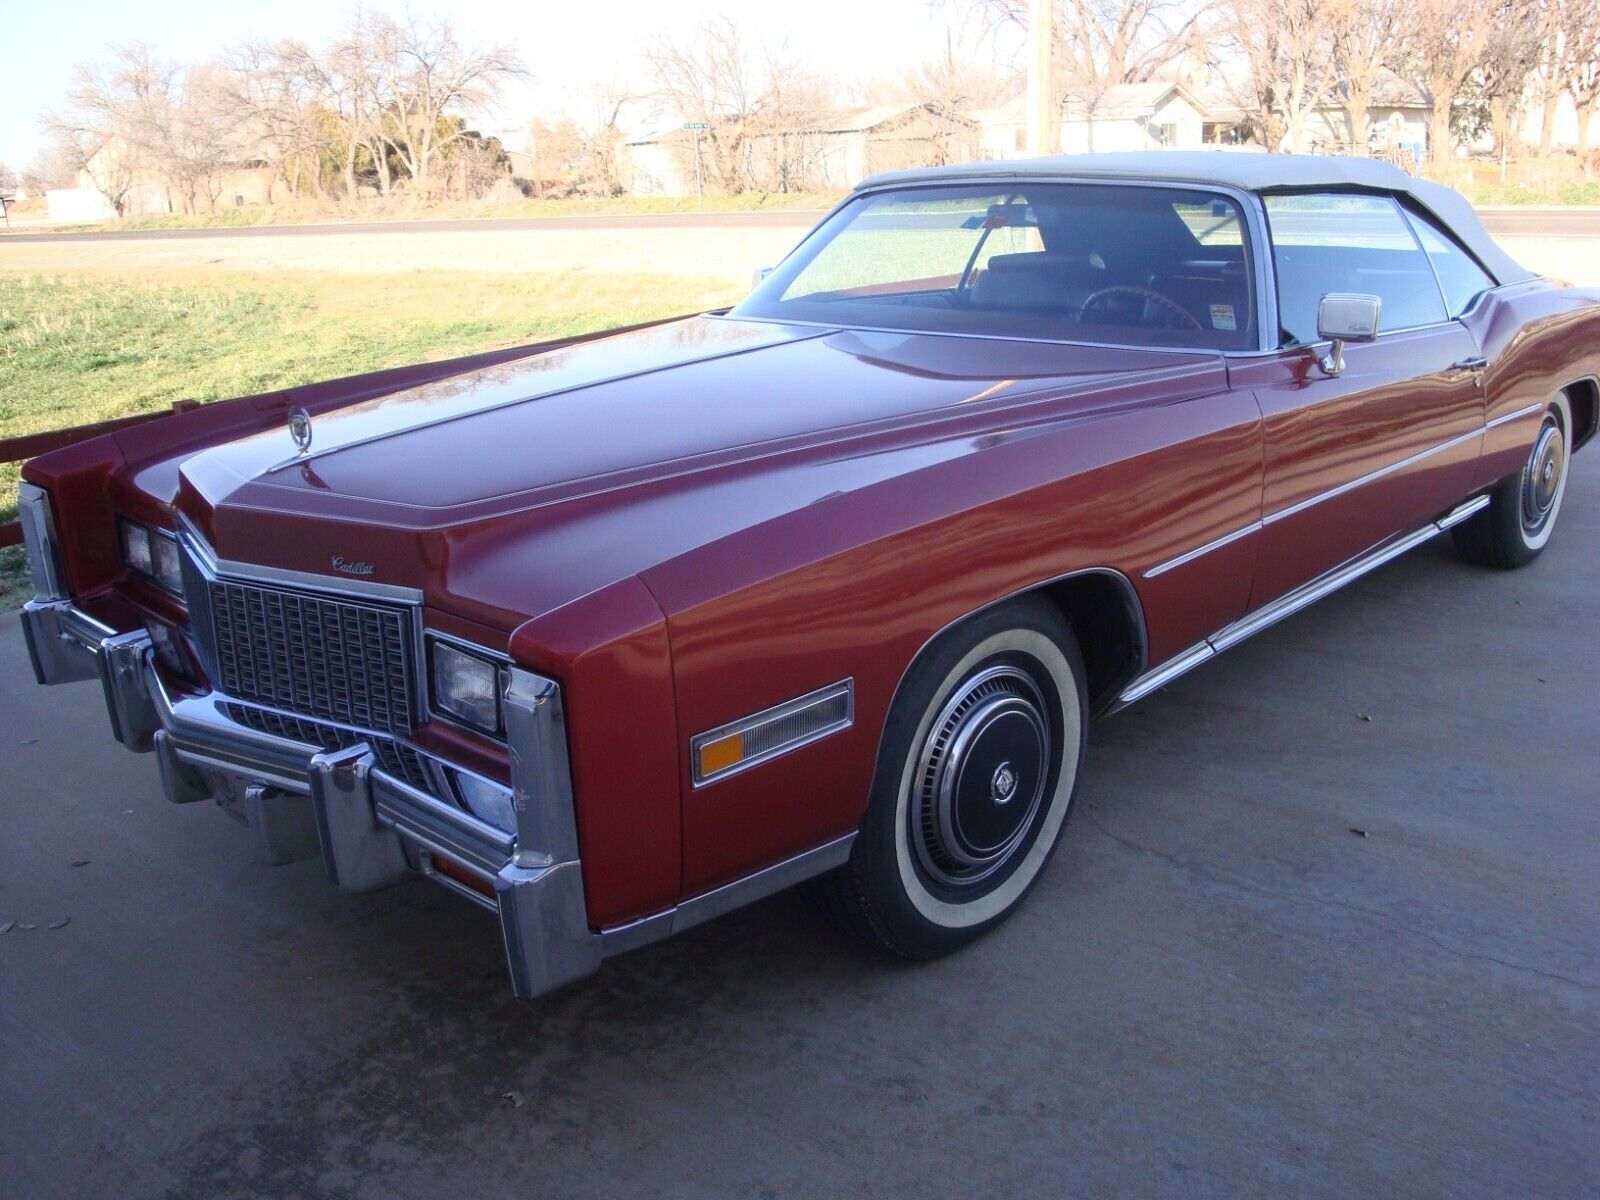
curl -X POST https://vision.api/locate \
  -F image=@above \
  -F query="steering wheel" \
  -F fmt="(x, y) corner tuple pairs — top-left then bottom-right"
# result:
(1079, 285), (1202, 332)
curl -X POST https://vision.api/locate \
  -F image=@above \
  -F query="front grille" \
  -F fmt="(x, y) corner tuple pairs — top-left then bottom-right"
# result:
(220, 702), (442, 798)
(187, 558), (418, 736)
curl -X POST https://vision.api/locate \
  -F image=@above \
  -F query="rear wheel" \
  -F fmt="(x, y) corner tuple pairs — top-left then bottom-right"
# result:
(1454, 393), (1572, 570)
(814, 598), (1087, 959)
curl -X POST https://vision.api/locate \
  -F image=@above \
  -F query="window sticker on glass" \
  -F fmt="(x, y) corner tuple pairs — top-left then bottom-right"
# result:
(1210, 304), (1237, 331)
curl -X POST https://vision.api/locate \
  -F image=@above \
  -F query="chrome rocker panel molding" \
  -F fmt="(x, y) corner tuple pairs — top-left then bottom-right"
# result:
(1116, 494), (1492, 707)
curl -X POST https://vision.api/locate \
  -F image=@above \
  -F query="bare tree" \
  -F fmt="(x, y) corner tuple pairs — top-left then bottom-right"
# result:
(645, 15), (765, 192)
(23, 141), (78, 195)
(1326, 0), (1406, 151)
(1478, 1), (1547, 161)
(1403, 0), (1497, 163)
(39, 48), (150, 216)
(1220, 0), (1341, 151)
(358, 9), (524, 196)
(1557, 0), (1600, 164)
(216, 38), (330, 199)
(975, 0), (1201, 89)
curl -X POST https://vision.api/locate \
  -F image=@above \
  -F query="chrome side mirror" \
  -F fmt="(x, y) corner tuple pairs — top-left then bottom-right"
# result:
(1317, 293), (1381, 376)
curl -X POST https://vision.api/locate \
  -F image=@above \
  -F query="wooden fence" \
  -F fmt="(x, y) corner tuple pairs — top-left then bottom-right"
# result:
(1, 401), (199, 549)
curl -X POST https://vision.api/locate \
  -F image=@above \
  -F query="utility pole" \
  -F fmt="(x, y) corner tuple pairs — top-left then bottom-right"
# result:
(683, 121), (709, 211)
(1026, 0), (1058, 157)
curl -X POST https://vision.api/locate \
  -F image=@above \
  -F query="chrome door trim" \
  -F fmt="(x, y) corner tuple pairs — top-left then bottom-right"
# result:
(1143, 520), (1263, 580)
(1486, 401), (1543, 429)
(1116, 494), (1490, 708)
(1141, 420), (1489, 580)
(1262, 425), (1483, 527)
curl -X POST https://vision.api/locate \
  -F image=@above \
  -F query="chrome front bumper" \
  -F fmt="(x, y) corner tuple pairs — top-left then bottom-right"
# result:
(20, 596), (601, 1000)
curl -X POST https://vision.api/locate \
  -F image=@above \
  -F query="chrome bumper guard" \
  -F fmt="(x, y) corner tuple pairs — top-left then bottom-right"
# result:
(20, 596), (601, 1000)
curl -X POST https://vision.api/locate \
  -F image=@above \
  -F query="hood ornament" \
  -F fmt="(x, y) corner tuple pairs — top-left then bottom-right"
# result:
(287, 407), (313, 455)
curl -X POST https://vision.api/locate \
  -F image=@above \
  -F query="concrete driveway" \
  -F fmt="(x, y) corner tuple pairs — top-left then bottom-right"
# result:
(2, 463), (1596, 1200)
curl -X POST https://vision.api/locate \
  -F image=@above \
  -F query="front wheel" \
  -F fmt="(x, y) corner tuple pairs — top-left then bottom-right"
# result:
(1454, 393), (1573, 570)
(813, 598), (1087, 960)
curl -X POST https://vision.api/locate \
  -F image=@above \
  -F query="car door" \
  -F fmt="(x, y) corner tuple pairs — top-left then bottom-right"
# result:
(1228, 192), (1486, 609)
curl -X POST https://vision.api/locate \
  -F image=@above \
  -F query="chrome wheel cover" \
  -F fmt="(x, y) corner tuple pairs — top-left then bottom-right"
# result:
(1521, 413), (1566, 536)
(910, 664), (1051, 888)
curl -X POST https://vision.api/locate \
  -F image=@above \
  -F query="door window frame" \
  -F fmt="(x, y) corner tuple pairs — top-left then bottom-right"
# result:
(1260, 188), (1460, 348)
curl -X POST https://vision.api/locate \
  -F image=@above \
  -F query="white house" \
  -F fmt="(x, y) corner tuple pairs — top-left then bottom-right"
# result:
(1197, 73), (1428, 161)
(973, 82), (1209, 159)
(624, 103), (980, 196)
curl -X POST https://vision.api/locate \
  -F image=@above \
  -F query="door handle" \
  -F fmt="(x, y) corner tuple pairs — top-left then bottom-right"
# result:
(1450, 356), (1488, 385)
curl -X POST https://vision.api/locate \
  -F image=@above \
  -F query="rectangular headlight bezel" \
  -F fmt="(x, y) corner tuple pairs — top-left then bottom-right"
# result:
(118, 517), (184, 597)
(427, 634), (510, 738)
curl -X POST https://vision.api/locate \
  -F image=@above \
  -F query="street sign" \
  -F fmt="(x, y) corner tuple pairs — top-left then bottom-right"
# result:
(682, 121), (709, 130)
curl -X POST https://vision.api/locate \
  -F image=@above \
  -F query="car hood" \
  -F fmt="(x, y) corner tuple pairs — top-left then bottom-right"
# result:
(169, 315), (1226, 628)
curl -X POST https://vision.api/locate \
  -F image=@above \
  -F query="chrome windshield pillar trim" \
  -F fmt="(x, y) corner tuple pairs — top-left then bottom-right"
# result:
(19, 598), (113, 685)
(97, 631), (158, 751)
(17, 483), (68, 602)
(600, 832), (858, 957)
(307, 745), (410, 893)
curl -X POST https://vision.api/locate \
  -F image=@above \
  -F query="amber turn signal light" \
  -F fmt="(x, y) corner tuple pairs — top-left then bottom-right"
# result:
(697, 733), (745, 779)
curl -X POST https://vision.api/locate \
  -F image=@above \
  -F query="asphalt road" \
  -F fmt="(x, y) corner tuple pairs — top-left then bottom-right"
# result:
(4, 206), (1598, 243)
(2, 462), (1596, 1199)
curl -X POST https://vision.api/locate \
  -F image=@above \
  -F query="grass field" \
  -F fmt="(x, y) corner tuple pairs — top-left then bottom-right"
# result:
(0, 267), (741, 608)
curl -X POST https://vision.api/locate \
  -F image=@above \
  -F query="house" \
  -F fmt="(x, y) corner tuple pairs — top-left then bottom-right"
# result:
(624, 103), (980, 196)
(973, 82), (1209, 159)
(51, 135), (279, 221)
(1199, 72), (1429, 162)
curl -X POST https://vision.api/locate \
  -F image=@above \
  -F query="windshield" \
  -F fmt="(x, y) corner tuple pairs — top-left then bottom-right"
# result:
(733, 182), (1256, 351)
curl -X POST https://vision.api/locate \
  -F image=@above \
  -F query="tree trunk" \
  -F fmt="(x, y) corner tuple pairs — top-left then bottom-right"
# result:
(1346, 92), (1370, 154)
(1538, 92), (1560, 157)
(1579, 101), (1595, 173)
(1429, 87), (1454, 165)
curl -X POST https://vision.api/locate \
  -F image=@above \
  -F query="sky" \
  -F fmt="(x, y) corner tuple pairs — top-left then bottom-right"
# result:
(0, 0), (1010, 172)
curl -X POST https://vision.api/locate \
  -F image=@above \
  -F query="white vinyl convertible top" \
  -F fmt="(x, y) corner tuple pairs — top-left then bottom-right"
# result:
(856, 151), (1535, 285)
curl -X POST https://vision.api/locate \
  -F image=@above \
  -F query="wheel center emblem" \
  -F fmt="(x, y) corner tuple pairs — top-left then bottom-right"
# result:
(991, 762), (1018, 805)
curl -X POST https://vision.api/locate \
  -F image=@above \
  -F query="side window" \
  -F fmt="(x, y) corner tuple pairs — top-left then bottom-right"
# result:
(1404, 209), (1495, 317)
(1264, 193), (1448, 346)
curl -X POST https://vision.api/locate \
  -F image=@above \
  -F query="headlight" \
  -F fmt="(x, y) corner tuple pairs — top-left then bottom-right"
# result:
(119, 519), (183, 596)
(120, 520), (152, 576)
(430, 639), (506, 734)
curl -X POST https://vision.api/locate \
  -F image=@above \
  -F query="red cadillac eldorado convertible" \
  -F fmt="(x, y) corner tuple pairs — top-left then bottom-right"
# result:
(19, 153), (1596, 998)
